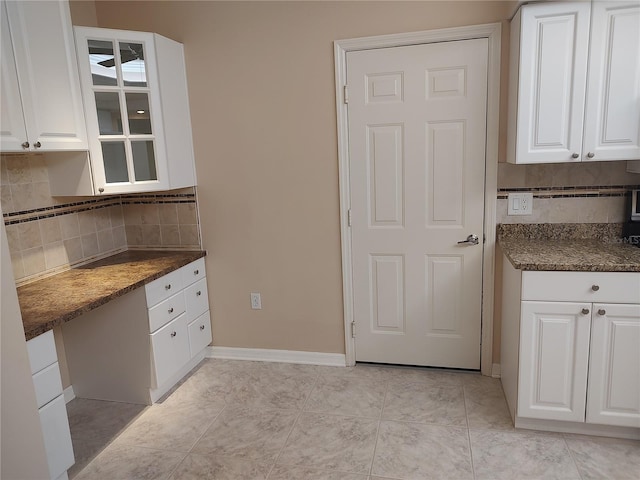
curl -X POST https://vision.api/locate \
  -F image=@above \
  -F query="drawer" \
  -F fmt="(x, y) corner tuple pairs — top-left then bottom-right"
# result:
(188, 310), (212, 357)
(184, 278), (209, 322)
(39, 394), (74, 480)
(181, 257), (206, 287)
(33, 362), (63, 409)
(522, 271), (640, 303)
(150, 314), (190, 388)
(148, 292), (186, 333)
(145, 269), (184, 308)
(27, 330), (57, 375)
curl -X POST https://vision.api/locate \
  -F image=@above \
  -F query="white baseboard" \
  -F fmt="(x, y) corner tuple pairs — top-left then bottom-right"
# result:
(491, 363), (501, 378)
(63, 385), (75, 404)
(206, 346), (346, 367)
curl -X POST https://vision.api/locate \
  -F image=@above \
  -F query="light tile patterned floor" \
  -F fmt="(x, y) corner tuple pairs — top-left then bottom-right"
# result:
(69, 359), (640, 480)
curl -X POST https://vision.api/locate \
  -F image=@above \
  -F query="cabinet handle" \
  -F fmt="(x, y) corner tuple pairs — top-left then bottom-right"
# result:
(598, 309), (606, 316)
(165, 284), (171, 290)
(194, 269), (199, 275)
(168, 307), (174, 313)
(200, 325), (205, 331)
(98, 187), (104, 194)
(196, 291), (201, 296)
(581, 308), (590, 315)
(587, 152), (595, 158)
(571, 153), (579, 159)
(170, 331), (177, 337)
(33, 141), (41, 148)
(21, 141), (30, 149)
(591, 285), (600, 291)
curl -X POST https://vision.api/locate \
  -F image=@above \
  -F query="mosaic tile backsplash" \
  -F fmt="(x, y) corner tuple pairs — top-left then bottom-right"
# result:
(496, 161), (640, 225)
(1, 155), (201, 285)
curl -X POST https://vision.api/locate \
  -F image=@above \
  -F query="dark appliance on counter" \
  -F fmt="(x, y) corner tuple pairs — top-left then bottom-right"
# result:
(622, 189), (640, 246)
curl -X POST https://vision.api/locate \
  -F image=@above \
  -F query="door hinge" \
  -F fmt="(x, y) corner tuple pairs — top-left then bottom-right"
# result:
(347, 208), (352, 227)
(343, 85), (349, 104)
(351, 321), (356, 338)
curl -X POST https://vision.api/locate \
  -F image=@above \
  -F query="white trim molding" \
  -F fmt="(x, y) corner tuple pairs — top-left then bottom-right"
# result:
(63, 385), (75, 404)
(334, 23), (501, 375)
(207, 347), (347, 367)
(492, 363), (501, 378)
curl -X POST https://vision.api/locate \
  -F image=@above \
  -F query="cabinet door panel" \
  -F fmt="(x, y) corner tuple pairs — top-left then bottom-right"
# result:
(188, 310), (212, 358)
(583, 2), (640, 161)
(5, 0), (86, 151)
(150, 314), (190, 388)
(0, 1), (28, 151)
(587, 303), (640, 427)
(518, 301), (591, 422)
(515, 2), (590, 163)
(39, 395), (74, 479)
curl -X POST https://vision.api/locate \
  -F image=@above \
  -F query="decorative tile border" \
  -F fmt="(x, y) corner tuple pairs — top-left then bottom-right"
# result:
(3, 192), (197, 226)
(496, 184), (638, 200)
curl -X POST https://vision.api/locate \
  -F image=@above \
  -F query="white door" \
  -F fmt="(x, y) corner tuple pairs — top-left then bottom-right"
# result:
(518, 301), (591, 422)
(587, 303), (640, 428)
(347, 39), (487, 369)
(583, 1), (640, 162)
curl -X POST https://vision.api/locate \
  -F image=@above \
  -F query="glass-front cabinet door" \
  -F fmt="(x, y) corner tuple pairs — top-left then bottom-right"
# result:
(74, 28), (169, 193)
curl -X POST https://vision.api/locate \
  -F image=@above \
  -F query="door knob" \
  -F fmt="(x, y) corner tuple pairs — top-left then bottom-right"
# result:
(458, 234), (479, 245)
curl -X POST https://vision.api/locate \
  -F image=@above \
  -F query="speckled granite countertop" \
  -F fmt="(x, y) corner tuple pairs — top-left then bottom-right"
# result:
(498, 223), (640, 272)
(18, 250), (206, 341)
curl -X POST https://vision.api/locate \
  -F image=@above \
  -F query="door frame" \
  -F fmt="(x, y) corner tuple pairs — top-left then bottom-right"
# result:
(334, 23), (501, 375)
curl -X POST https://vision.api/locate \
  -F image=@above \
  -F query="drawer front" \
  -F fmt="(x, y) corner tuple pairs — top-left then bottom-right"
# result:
(33, 362), (63, 409)
(522, 271), (640, 303)
(39, 394), (74, 480)
(184, 278), (209, 322)
(148, 292), (186, 333)
(181, 257), (206, 287)
(150, 314), (190, 388)
(145, 269), (184, 308)
(27, 330), (57, 375)
(188, 310), (212, 357)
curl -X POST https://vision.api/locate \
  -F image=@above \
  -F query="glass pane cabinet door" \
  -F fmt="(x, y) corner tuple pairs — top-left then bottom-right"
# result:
(83, 35), (160, 192)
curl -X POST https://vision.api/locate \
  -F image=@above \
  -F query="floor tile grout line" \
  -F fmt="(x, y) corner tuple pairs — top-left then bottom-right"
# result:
(369, 378), (391, 477)
(562, 435), (586, 480)
(268, 369), (321, 476)
(163, 450), (190, 480)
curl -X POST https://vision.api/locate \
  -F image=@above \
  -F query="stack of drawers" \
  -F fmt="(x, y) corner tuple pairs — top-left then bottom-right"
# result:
(26, 330), (74, 480)
(145, 257), (212, 391)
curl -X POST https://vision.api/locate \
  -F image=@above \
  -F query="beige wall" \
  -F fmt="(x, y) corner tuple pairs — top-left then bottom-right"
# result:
(87, 1), (515, 356)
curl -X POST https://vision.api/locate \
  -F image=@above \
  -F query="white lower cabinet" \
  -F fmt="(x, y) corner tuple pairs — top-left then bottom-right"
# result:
(145, 257), (212, 400)
(501, 261), (640, 436)
(26, 331), (74, 480)
(62, 257), (212, 406)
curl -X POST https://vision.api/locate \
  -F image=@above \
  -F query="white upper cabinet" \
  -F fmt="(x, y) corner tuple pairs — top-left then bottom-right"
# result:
(73, 27), (196, 195)
(0, 0), (87, 153)
(584, 2), (640, 162)
(508, 1), (640, 164)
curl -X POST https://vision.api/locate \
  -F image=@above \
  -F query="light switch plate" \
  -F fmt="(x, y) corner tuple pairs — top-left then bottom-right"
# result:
(508, 193), (533, 216)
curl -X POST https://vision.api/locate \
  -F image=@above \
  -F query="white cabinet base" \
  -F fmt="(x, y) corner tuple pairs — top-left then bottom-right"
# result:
(149, 349), (206, 403)
(515, 416), (640, 440)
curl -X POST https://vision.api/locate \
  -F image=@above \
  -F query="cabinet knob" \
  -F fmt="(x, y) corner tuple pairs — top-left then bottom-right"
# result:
(581, 308), (590, 315)
(98, 187), (104, 193)
(200, 325), (205, 331)
(196, 291), (201, 296)
(598, 309), (606, 316)
(168, 307), (174, 313)
(587, 152), (595, 158)
(170, 331), (177, 337)
(21, 141), (30, 149)
(194, 269), (199, 275)
(571, 153), (579, 159)
(33, 141), (41, 148)
(591, 285), (600, 291)
(165, 284), (171, 290)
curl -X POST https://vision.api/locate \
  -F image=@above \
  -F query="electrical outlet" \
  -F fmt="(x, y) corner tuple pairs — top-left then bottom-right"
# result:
(250, 292), (262, 310)
(507, 193), (533, 216)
